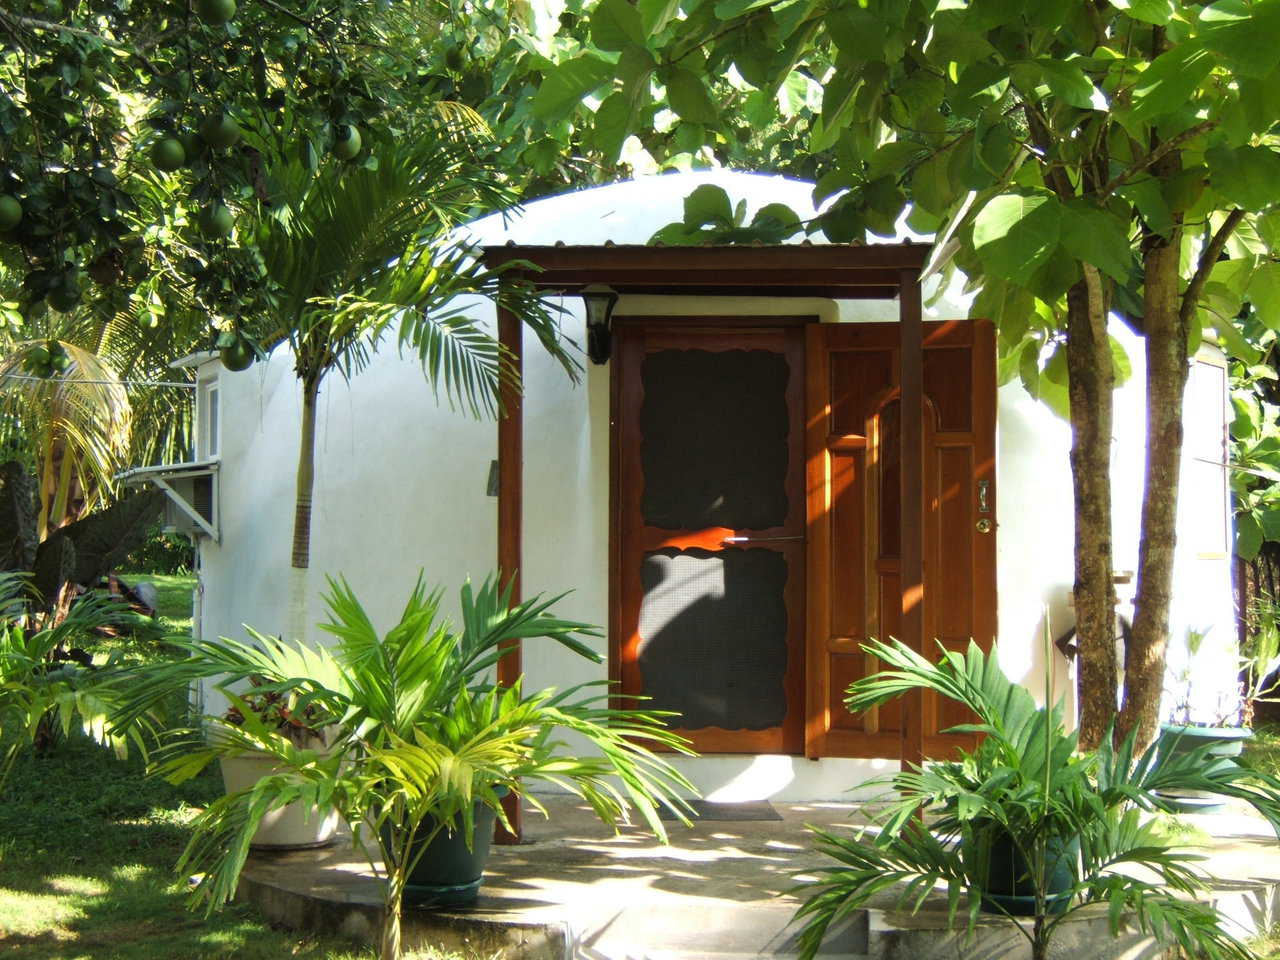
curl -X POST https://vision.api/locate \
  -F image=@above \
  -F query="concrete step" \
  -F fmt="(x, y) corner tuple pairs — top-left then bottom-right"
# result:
(572, 900), (866, 958)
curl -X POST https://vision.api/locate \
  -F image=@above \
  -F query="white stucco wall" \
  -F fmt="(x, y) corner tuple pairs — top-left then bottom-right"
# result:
(192, 171), (1236, 800)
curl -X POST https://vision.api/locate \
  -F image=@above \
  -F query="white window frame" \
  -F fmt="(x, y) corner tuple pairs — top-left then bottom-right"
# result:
(198, 377), (220, 460)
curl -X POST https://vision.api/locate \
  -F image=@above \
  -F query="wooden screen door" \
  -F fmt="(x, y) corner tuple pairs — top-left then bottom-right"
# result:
(612, 319), (807, 754)
(805, 320), (997, 760)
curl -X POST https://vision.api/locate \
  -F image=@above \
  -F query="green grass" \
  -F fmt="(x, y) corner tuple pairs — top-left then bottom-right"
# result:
(1249, 922), (1280, 960)
(0, 734), (488, 959)
(116, 570), (197, 638)
(1245, 724), (1280, 778)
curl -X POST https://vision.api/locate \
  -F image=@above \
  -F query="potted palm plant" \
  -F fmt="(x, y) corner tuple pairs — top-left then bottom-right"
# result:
(116, 572), (696, 960)
(216, 678), (340, 849)
(792, 638), (1280, 960)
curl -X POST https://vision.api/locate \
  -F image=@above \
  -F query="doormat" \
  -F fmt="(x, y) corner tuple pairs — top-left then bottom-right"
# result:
(659, 799), (783, 821)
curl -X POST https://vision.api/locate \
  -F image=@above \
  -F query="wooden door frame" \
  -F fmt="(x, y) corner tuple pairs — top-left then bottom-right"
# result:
(608, 315), (814, 754)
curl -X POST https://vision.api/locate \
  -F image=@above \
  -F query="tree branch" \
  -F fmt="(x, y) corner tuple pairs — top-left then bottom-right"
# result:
(0, 9), (164, 75)
(1023, 103), (1075, 200)
(1101, 120), (1216, 199)
(1179, 208), (1246, 329)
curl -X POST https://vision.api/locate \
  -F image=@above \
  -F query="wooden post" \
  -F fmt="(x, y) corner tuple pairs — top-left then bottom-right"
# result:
(495, 299), (523, 843)
(899, 269), (925, 773)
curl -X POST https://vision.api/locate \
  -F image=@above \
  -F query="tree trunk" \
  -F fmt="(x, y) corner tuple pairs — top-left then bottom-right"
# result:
(1032, 916), (1049, 960)
(285, 377), (321, 644)
(291, 376), (321, 570)
(380, 871), (403, 960)
(1118, 220), (1187, 749)
(1066, 267), (1119, 750)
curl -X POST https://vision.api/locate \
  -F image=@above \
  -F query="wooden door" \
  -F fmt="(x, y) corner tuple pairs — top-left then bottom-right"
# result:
(805, 320), (996, 759)
(612, 319), (808, 754)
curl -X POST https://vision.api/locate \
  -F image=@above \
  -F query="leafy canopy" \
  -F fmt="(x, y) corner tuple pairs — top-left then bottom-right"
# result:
(540, 0), (1280, 406)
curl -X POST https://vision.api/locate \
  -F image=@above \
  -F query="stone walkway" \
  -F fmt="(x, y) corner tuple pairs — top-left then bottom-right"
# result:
(237, 796), (1280, 959)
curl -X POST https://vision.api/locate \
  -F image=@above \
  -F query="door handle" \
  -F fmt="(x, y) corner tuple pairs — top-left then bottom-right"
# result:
(977, 480), (990, 514)
(975, 519), (993, 534)
(721, 535), (806, 544)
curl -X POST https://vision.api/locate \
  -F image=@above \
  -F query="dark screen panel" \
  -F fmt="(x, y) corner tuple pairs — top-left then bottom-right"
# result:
(637, 547), (789, 730)
(640, 349), (789, 530)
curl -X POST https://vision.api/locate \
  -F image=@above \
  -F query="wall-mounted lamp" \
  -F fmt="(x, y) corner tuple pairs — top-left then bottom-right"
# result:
(581, 284), (619, 365)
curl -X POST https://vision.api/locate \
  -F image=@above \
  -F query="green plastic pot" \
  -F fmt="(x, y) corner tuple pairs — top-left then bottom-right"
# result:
(978, 830), (1079, 917)
(1155, 723), (1253, 815)
(1158, 722), (1252, 761)
(384, 792), (506, 909)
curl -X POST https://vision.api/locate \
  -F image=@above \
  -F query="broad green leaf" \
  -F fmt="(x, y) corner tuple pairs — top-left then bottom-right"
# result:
(1026, 247), (1081, 302)
(1110, 335), (1132, 386)
(1237, 511), (1263, 560)
(819, 72), (859, 138)
(1059, 204), (1132, 282)
(868, 140), (928, 180)
(1119, 179), (1174, 236)
(974, 122), (1017, 178)
(996, 334), (1032, 385)
(683, 184), (734, 229)
(593, 92), (633, 163)
(820, 196), (866, 243)
(911, 151), (954, 217)
(825, 6), (891, 62)
(590, 0), (647, 51)
(1018, 337), (1042, 397)
(664, 68), (717, 124)
(1043, 341), (1068, 385)
(531, 55), (615, 120)
(1249, 263), (1280, 331)
(1203, 308), (1261, 362)
(1040, 366), (1070, 418)
(1019, 58), (1097, 109)
(714, 0), (776, 18)
(1207, 145), (1280, 211)
(1199, 0), (1280, 79)
(1125, 42), (1214, 124)
(750, 203), (803, 241)
(973, 193), (1062, 285)
(1112, 0), (1175, 24)
(638, 0), (682, 35)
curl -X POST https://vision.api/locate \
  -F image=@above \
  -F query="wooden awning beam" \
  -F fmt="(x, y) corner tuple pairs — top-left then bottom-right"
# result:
(483, 242), (929, 299)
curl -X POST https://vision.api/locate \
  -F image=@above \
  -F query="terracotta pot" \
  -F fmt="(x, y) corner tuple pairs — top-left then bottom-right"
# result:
(219, 750), (340, 850)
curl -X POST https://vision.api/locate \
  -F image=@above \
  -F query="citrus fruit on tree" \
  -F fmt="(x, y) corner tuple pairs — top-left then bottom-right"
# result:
(332, 124), (362, 160)
(200, 112), (242, 149)
(151, 137), (186, 172)
(0, 195), (22, 231)
(47, 285), (81, 312)
(199, 203), (234, 238)
(197, 0), (236, 25)
(22, 344), (50, 375)
(220, 337), (255, 371)
(180, 131), (203, 162)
